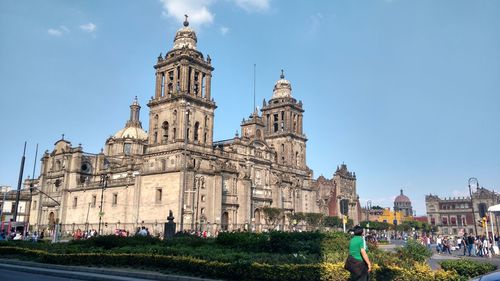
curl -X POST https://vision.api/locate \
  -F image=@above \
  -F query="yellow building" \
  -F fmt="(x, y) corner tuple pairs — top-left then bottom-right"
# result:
(373, 208), (412, 225)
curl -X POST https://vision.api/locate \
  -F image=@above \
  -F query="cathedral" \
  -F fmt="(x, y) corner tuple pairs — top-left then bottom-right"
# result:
(27, 18), (361, 235)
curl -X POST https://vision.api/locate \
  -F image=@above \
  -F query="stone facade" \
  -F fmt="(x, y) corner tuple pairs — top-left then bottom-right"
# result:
(26, 19), (360, 235)
(313, 164), (361, 225)
(425, 187), (500, 235)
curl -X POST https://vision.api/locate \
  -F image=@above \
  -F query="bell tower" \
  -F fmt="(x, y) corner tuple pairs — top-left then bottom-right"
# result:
(147, 15), (216, 150)
(261, 70), (307, 168)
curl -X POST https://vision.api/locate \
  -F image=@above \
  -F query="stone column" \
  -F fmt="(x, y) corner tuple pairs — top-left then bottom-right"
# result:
(181, 65), (189, 93)
(205, 74), (212, 100)
(155, 72), (162, 98)
(189, 69), (195, 95)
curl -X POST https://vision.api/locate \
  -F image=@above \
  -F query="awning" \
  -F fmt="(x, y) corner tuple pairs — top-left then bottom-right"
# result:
(488, 204), (500, 212)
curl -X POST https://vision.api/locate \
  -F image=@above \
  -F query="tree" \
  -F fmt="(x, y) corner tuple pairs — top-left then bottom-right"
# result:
(323, 216), (343, 228)
(304, 213), (324, 230)
(262, 207), (283, 229)
(360, 220), (390, 231)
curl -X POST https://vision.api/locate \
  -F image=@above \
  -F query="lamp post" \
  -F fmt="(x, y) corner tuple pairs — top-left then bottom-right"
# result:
(180, 102), (190, 232)
(469, 177), (479, 236)
(98, 173), (109, 235)
(366, 200), (372, 229)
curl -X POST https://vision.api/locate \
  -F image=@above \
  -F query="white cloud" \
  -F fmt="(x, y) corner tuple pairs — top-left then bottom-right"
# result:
(234, 0), (270, 12)
(220, 26), (229, 35)
(308, 13), (323, 34)
(47, 25), (70, 36)
(451, 189), (469, 198)
(80, 22), (97, 33)
(160, 0), (215, 27)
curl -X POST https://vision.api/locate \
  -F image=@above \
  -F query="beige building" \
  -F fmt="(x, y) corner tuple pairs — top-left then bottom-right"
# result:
(426, 187), (500, 235)
(27, 18), (360, 236)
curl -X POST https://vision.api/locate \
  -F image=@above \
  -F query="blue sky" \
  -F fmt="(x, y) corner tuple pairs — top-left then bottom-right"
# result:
(1, 0), (499, 215)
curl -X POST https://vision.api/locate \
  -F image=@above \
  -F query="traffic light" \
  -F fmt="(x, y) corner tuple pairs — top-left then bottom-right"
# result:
(343, 215), (348, 224)
(340, 199), (349, 215)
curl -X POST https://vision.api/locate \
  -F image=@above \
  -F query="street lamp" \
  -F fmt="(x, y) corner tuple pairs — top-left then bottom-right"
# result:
(469, 177), (479, 236)
(180, 102), (190, 232)
(98, 173), (109, 235)
(366, 200), (372, 228)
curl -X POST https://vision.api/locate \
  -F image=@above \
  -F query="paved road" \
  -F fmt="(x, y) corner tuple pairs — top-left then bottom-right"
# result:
(0, 259), (219, 281)
(0, 268), (83, 281)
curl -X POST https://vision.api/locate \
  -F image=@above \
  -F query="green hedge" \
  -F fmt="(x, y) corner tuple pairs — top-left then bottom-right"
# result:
(440, 259), (497, 279)
(0, 246), (462, 281)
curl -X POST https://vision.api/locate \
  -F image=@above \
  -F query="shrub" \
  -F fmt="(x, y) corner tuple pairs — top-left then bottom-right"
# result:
(440, 259), (497, 279)
(396, 239), (432, 265)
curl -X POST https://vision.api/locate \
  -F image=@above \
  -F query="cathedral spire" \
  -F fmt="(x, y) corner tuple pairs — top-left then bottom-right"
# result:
(126, 96), (142, 128)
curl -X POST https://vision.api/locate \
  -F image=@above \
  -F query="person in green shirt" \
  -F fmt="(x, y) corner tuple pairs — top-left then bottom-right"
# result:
(345, 225), (371, 281)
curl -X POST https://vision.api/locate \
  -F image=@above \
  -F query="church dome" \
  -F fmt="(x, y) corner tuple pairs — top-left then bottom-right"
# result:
(272, 70), (292, 99)
(395, 189), (411, 203)
(113, 126), (148, 141)
(173, 15), (197, 50)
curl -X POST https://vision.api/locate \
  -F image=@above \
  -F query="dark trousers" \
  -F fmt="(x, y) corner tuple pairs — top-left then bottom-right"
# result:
(350, 270), (369, 281)
(346, 256), (369, 281)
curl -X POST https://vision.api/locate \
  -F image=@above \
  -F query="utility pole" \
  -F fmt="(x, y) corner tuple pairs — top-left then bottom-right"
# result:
(98, 173), (108, 235)
(13, 142), (27, 222)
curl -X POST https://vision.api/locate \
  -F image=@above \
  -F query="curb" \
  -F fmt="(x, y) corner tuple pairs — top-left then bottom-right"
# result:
(0, 258), (219, 281)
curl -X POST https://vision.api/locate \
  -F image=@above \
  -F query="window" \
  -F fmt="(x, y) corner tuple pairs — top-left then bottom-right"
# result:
(162, 122), (169, 143)
(201, 195), (206, 202)
(73, 197), (78, 208)
(156, 188), (162, 202)
(112, 193), (118, 206)
(201, 208), (205, 214)
(124, 143), (132, 155)
(273, 114), (279, 132)
(450, 217), (457, 225)
(442, 217), (448, 225)
(32, 200), (37, 210)
(194, 122), (200, 141)
(92, 195), (97, 207)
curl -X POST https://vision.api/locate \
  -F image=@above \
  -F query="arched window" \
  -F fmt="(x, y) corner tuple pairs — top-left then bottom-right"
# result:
(173, 127), (177, 140)
(221, 212), (229, 231)
(173, 110), (177, 123)
(204, 115), (209, 127)
(154, 114), (159, 128)
(194, 122), (200, 141)
(256, 129), (262, 139)
(162, 121), (169, 143)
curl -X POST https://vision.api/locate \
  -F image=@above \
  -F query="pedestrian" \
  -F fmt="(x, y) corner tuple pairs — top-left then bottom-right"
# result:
(467, 234), (474, 256)
(462, 233), (468, 256)
(436, 235), (442, 254)
(344, 225), (371, 281)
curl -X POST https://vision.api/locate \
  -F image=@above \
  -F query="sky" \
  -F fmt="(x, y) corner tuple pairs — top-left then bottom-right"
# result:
(1, 0), (499, 215)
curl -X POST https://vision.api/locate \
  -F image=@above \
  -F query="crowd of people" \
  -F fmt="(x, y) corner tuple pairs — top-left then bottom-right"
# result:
(417, 233), (498, 257)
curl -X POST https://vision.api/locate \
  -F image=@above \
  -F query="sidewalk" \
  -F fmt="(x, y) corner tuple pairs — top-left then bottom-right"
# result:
(0, 258), (220, 281)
